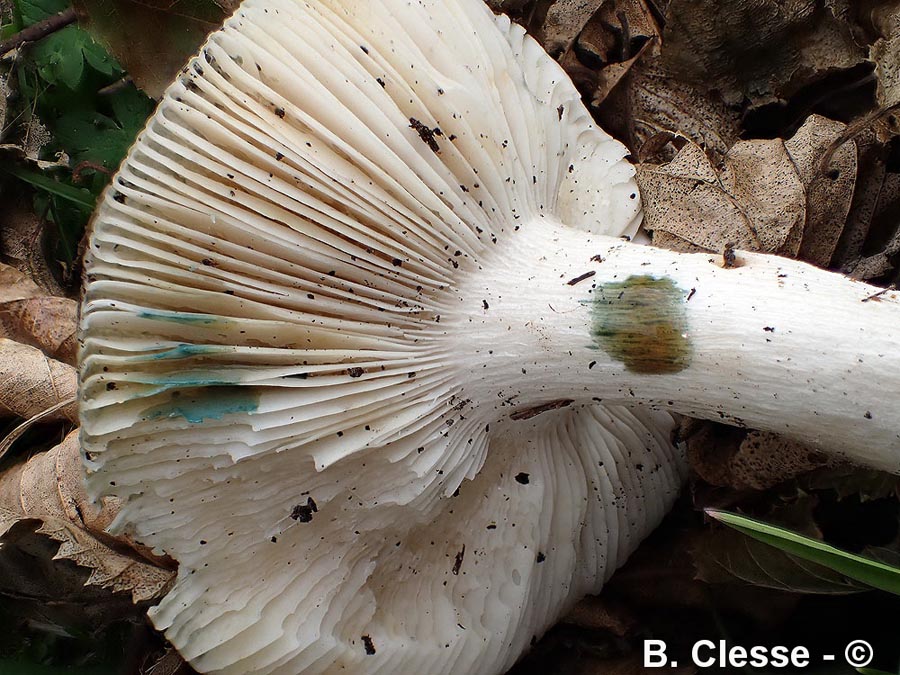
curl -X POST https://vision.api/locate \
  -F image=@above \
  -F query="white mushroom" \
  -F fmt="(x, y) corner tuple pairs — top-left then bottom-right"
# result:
(79, 0), (900, 673)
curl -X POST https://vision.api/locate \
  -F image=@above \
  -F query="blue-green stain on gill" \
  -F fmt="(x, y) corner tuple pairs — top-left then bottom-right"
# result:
(590, 275), (691, 374)
(138, 310), (227, 325)
(146, 386), (259, 423)
(146, 344), (229, 360)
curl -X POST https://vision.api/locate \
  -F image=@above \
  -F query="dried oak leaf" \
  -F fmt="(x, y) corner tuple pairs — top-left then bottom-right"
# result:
(0, 338), (77, 423)
(0, 430), (174, 603)
(0, 262), (78, 364)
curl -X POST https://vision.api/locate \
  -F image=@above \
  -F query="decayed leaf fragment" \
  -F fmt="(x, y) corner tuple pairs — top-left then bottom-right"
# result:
(0, 338), (77, 422)
(0, 193), (69, 298)
(539, 0), (607, 57)
(684, 421), (835, 492)
(0, 262), (78, 364)
(637, 115), (857, 263)
(0, 431), (173, 603)
(869, 1), (900, 108)
(559, 0), (662, 109)
(785, 115), (857, 266)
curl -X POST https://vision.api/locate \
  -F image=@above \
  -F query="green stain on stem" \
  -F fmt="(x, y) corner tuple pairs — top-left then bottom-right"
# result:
(146, 386), (259, 423)
(590, 275), (691, 374)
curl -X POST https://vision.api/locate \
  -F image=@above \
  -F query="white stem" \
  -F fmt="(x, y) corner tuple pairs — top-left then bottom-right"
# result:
(447, 221), (900, 473)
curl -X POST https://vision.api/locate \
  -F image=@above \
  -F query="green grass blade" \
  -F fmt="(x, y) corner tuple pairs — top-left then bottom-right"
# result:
(705, 509), (900, 596)
(0, 165), (95, 211)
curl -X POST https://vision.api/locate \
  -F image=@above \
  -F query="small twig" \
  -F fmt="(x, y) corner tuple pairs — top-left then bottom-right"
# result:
(0, 396), (77, 462)
(0, 8), (77, 58)
(818, 102), (900, 176)
(72, 160), (113, 183)
(861, 284), (896, 303)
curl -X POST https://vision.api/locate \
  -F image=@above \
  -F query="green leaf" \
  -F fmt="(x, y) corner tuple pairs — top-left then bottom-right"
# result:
(705, 509), (900, 596)
(52, 84), (152, 170)
(692, 525), (866, 594)
(30, 28), (86, 88)
(16, 0), (69, 26)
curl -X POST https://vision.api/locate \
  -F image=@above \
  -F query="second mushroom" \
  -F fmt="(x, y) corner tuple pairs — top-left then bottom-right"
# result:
(79, 0), (900, 673)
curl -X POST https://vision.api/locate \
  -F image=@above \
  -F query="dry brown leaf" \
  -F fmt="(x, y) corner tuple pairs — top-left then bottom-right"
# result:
(563, 595), (637, 636)
(685, 422), (836, 492)
(661, 0), (864, 106)
(0, 262), (78, 364)
(0, 338), (78, 422)
(539, 0), (608, 56)
(834, 137), (885, 267)
(0, 192), (68, 296)
(601, 60), (742, 159)
(73, 0), (236, 98)
(720, 138), (806, 254)
(638, 116), (858, 259)
(0, 430), (174, 603)
(637, 139), (771, 252)
(563, 0), (660, 108)
(784, 115), (857, 266)
(0, 74), (7, 136)
(870, 2), (900, 108)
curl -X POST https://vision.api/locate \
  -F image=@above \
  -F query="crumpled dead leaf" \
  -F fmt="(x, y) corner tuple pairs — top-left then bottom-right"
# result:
(869, 1), (900, 108)
(0, 430), (173, 603)
(638, 137), (800, 253)
(559, 0), (662, 108)
(832, 129), (900, 281)
(0, 262), (78, 364)
(0, 75), (7, 140)
(638, 115), (857, 265)
(0, 338), (78, 423)
(563, 595), (637, 637)
(539, 0), (608, 57)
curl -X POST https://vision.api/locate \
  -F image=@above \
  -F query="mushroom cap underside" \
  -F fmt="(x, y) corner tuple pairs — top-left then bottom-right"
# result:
(79, 0), (683, 672)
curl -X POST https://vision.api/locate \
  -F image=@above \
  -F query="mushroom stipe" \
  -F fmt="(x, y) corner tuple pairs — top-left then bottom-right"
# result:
(78, 0), (900, 674)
